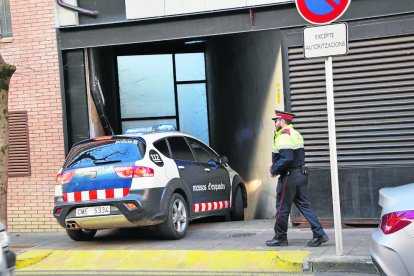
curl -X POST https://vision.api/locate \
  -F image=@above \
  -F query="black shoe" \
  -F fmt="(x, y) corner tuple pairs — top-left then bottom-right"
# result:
(266, 238), (288, 247)
(307, 235), (329, 247)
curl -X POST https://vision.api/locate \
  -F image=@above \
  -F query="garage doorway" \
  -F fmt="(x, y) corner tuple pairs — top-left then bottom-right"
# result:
(117, 53), (209, 144)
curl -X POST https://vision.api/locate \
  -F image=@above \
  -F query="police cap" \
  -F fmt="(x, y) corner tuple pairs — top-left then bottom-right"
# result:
(272, 110), (294, 121)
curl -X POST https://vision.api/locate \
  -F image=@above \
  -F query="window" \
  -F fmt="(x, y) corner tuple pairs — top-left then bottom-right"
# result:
(153, 139), (171, 158)
(118, 55), (176, 119)
(117, 52), (209, 144)
(187, 138), (218, 165)
(175, 53), (206, 81)
(0, 0), (12, 38)
(64, 138), (146, 169)
(177, 83), (209, 144)
(167, 136), (195, 161)
(175, 53), (209, 144)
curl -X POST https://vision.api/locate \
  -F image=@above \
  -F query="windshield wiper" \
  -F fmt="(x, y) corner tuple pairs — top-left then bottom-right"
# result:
(93, 159), (122, 165)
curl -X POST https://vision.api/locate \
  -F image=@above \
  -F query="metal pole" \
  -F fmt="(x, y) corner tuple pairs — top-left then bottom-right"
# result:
(325, 56), (343, 256)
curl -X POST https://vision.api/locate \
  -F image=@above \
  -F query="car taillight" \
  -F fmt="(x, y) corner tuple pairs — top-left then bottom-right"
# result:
(56, 170), (75, 184)
(380, 210), (414, 235)
(114, 166), (154, 178)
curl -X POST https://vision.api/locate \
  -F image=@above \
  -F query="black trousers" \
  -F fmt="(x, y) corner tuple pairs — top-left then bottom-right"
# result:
(274, 170), (326, 241)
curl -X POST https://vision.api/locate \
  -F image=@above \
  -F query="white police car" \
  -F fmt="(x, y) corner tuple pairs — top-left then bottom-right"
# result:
(53, 126), (247, 241)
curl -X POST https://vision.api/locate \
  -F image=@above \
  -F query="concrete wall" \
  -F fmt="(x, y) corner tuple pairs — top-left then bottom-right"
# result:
(2, 0), (64, 232)
(125, 0), (290, 20)
(206, 30), (284, 219)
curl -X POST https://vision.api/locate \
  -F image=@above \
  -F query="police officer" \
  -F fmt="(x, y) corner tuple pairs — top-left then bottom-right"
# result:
(266, 110), (328, 247)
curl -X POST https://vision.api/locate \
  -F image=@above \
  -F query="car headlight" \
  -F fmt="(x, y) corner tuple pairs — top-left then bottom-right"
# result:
(0, 230), (9, 248)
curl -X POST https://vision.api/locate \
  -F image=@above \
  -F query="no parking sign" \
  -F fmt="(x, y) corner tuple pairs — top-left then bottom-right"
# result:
(295, 0), (351, 25)
(295, 0), (351, 258)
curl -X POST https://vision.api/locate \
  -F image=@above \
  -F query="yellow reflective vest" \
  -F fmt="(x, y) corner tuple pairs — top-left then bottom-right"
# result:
(271, 124), (305, 175)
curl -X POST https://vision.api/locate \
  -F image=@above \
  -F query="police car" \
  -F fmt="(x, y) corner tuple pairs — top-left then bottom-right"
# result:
(53, 126), (247, 241)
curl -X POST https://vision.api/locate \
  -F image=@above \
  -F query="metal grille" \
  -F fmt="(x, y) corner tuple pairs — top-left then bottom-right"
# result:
(8, 111), (31, 177)
(287, 34), (414, 167)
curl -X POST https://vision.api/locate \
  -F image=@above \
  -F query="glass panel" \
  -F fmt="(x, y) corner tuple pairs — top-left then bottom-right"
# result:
(117, 55), (176, 118)
(122, 118), (177, 134)
(153, 139), (171, 158)
(64, 139), (145, 169)
(167, 136), (196, 161)
(188, 138), (218, 164)
(0, 0), (13, 36)
(177, 84), (209, 144)
(175, 53), (206, 81)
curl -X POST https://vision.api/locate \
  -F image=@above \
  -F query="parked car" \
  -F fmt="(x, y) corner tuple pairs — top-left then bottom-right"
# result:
(371, 183), (414, 276)
(53, 127), (247, 241)
(0, 223), (16, 276)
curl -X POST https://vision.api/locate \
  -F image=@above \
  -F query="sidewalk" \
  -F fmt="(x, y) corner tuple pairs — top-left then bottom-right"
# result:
(10, 219), (378, 274)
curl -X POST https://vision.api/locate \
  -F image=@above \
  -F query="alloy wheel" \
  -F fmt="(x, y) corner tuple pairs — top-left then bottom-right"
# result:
(172, 198), (187, 233)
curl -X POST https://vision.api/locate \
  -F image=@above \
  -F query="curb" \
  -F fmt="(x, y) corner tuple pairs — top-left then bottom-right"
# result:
(306, 256), (377, 274)
(16, 250), (54, 269)
(16, 249), (310, 273)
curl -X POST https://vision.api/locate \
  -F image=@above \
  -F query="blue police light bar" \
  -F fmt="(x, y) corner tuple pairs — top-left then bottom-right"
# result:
(125, 124), (177, 134)
(155, 124), (176, 131)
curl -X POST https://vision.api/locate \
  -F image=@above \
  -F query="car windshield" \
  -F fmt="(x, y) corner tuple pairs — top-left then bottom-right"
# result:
(64, 138), (146, 169)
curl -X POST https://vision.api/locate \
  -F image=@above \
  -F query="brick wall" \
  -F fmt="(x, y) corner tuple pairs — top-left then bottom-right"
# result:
(0, 0), (65, 232)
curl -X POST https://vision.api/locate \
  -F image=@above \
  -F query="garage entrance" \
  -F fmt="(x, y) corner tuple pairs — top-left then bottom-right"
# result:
(62, 30), (283, 220)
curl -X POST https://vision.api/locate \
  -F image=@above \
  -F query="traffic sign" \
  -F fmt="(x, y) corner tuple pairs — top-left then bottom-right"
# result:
(303, 23), (348, 58)
(295, 0), (351, 25)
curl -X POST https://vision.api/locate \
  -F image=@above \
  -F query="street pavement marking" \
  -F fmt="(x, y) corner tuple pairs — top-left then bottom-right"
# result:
(17, 271), (314, 275)
(16, 250), (53, 269)
(16, 270), (314, 276)
(17, 250), (310, 273)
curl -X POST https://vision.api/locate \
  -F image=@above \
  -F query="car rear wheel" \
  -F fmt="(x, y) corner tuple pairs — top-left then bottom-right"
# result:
(159, 193), (189, 240)
(66, 229), (97, 241)
(230, 186), (245, 221)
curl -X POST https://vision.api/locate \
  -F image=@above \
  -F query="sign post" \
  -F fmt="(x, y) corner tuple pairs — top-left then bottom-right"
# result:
(295, 0), (351, 257)
(325, 55), (343, 256)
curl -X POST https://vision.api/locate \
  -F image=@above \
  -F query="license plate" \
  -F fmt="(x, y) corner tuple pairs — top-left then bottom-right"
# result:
(76, 206), (110, 217)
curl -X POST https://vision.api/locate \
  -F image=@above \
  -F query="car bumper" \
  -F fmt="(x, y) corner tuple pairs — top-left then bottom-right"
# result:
(54, 188), (166, 230)
(371, 228), (411, 276)
(1, 248), (16, 276)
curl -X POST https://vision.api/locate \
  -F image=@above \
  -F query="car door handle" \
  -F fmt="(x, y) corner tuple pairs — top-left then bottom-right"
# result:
(178, 165), (185, 170)
(204, 168), (211, 172)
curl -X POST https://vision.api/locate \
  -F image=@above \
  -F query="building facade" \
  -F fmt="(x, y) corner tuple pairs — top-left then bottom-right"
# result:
(1, 0), (64, 231)
(2, 0), (414, 231)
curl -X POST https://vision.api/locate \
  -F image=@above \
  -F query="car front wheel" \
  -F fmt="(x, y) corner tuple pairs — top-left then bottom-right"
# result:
(66, 229), (97, 241)
(159, 193), (189, 240)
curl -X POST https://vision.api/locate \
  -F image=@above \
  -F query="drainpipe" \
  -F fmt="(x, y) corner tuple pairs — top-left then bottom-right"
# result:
(56, 0), (98, 17)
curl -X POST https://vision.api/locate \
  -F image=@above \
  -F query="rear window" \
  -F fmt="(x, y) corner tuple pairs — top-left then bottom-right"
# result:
(64, 138), (146, 169)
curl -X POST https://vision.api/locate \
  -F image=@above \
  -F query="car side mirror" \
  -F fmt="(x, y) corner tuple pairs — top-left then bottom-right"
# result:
(219, 156), (228, 165)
